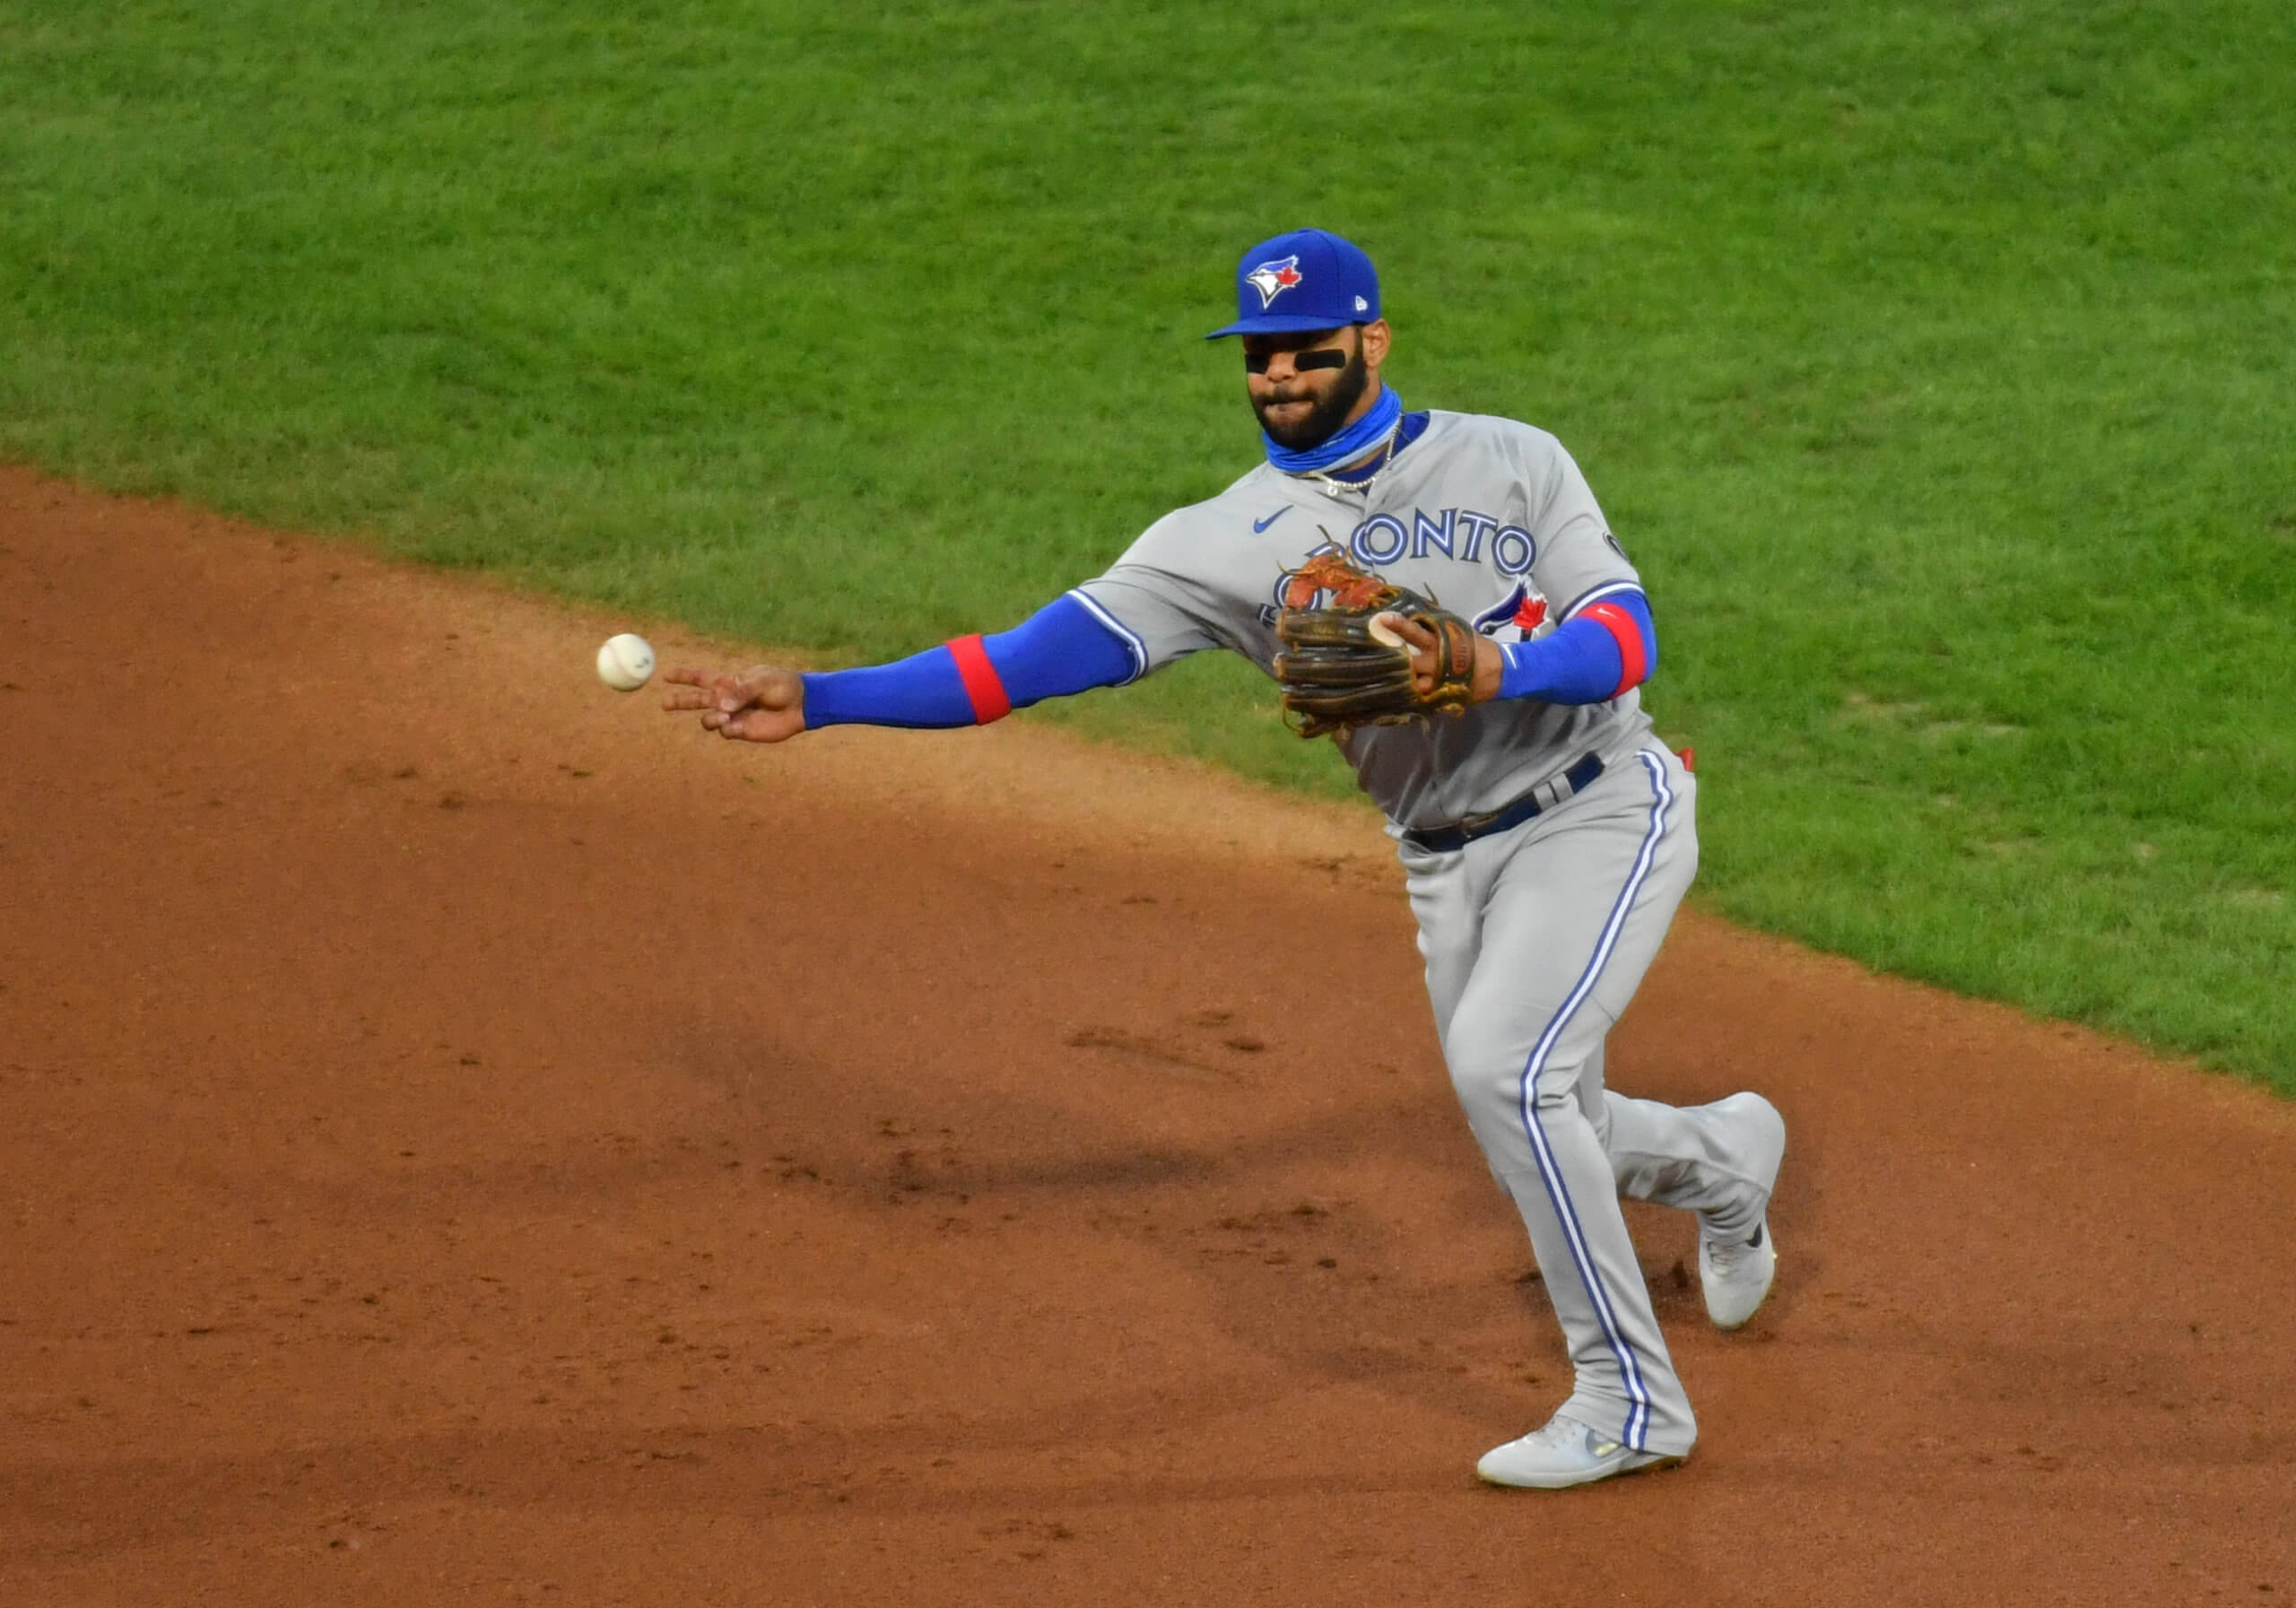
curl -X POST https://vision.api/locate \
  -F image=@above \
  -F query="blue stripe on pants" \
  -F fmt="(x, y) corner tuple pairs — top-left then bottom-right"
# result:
(1513, 749), (1674, 1449)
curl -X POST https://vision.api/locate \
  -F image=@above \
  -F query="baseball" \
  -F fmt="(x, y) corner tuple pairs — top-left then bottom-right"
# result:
(595, 632), (656, 692)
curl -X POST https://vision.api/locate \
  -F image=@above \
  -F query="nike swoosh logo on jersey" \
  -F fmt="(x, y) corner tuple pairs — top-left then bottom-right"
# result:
(1251, 506), (1292, 534)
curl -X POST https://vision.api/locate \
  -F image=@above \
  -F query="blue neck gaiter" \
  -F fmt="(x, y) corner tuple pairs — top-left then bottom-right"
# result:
(1264, 385), (1403, 474)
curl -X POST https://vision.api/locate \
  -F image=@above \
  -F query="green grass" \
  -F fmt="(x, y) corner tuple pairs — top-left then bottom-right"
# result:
(3, 2), (2291, 1086)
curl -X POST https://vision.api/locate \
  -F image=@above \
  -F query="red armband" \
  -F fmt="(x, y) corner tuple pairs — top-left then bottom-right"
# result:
(944, 634), (1013, 724)
(1579, 601), (1649, 698)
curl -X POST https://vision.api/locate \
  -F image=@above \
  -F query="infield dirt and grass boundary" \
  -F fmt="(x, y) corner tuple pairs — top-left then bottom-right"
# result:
(3, 467), (2292, 1604)
(3, 2), (2290, 1084)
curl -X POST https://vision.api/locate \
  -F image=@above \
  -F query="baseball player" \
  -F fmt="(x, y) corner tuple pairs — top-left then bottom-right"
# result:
(663, 228), (1787, 1490)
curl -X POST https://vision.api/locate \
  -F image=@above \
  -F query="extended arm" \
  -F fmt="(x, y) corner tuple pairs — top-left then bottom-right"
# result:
(661, 593), (1140, 743)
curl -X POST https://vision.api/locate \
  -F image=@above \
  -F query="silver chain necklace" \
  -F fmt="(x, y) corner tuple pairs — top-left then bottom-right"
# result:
(1299, 421), (1404, 501)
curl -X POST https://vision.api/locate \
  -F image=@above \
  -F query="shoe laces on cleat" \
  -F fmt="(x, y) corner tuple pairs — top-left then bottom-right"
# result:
(1528, 1415), (1612, 1456)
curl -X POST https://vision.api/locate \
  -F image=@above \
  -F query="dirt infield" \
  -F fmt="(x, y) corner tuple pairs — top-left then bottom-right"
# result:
(3, 465), (2291, 1606)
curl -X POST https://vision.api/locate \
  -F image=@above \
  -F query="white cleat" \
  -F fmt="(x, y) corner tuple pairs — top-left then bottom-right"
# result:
(1699, 1091), (1786, 1329)
(1474, 1413), (1689, 1491)
(1700, 1221), (1778, 1330)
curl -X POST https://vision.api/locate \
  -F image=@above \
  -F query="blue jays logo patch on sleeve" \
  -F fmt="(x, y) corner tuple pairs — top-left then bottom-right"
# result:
(1245, 256), (1303, 309)
(1472, 582), (1555, 645)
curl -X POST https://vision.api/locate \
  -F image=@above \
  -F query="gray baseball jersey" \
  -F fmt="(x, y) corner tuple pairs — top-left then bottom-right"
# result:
(1072, 410), (1652, 829)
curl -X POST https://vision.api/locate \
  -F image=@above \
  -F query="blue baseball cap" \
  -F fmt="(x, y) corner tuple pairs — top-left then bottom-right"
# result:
(1205, 228), (1381, 338)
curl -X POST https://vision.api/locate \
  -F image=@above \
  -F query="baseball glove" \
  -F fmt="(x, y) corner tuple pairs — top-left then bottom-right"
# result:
(1273, 552), (1480, 738)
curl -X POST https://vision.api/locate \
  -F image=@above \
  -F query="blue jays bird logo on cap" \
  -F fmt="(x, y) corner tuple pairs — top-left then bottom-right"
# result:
(1207, 229), (1379, 339)
(1245, 255), (1303, 309)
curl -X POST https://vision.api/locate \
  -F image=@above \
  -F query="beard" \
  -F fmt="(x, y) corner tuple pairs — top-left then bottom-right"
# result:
(1253, 340), (1371, 450)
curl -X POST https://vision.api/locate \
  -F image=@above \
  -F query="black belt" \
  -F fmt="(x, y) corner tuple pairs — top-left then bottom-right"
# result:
(1402, 753), (1606, 854)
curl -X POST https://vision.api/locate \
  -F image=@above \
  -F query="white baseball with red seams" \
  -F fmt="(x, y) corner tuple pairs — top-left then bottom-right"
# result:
(596, 632), (656, 691)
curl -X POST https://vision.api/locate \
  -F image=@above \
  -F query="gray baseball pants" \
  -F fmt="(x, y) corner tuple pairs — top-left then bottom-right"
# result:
(1400, 742), (1765, 1456)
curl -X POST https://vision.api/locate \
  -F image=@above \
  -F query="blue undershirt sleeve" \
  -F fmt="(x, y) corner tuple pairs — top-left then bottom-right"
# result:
(987, 591), (1141, 704)
(799, 593), (1136, 729)
(798, 646), (977, 729)
(1494, 589), (1657, 705)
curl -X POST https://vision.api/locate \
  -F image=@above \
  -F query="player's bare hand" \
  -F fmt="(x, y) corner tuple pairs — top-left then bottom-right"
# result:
(660, 665), (807, 743)
(1378, 613), (1504, 703)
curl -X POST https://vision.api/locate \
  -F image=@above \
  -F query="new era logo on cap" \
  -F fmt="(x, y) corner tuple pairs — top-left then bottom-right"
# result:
(1246, 256), (1303, 309)
(1207, 228), (1382, 339)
